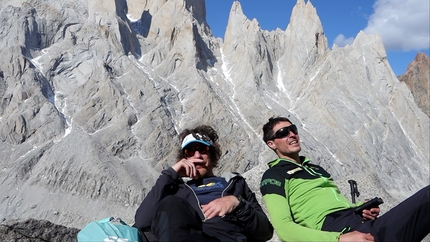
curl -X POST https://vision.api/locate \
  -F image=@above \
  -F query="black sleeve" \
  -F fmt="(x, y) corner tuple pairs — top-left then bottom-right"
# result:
(234, 179), (274, 241)
(134, 167), (180, 231)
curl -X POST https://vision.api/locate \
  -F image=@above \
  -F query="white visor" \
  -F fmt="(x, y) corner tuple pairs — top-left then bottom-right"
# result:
(181, 133), (213, 149)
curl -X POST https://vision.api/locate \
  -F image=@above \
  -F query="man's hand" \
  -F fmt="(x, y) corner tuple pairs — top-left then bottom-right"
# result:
(360, 198), (380, 220)
(201, 195), (240, 219)
(362, 207), (380, 220)
(171, 158), (205, 179)
(339, 231), (374, 242)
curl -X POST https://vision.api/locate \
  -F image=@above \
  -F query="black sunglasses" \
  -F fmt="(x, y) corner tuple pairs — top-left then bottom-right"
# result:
(271, 124), (298, 140)
(184, 145), (210, 157)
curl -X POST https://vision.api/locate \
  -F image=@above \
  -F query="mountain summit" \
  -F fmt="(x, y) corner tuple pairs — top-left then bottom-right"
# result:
(0, 0), (428, 236)
(398, 52), (430, 117)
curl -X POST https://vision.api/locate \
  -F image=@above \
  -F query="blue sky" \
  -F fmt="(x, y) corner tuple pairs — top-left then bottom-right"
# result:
(205, 0), (429, 76)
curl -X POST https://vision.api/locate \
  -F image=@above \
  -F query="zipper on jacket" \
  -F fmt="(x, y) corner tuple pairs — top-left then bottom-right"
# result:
(277, 158), (350, 207)
(184, 183), (207, 221)
(185, 175), (239, 221)
(302, 164), (351, 208)
(221, 177), (237, 197)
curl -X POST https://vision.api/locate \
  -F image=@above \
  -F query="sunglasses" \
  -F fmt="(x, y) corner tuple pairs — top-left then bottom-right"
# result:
(271, 124), (298, 140)
(184, 145), (210, 157)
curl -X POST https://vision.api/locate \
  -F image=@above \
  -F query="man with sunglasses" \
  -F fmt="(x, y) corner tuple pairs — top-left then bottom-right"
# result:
(134, 125), (273, 242)
(260, 116), (429, 242)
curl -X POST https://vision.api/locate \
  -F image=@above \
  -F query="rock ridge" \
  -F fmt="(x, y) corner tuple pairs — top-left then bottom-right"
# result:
(398, 52), (430, 117)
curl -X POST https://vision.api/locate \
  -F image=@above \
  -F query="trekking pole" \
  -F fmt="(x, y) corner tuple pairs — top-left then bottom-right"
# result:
(348, 180), (360, 204)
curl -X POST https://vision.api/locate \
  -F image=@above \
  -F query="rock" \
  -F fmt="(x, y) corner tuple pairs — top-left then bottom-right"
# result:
(0, 218), (79, 242)
(398, 52), (430, 117)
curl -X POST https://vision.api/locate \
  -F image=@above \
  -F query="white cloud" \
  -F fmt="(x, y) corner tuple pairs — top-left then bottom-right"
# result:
(333, 34), (355, 47)
(363, 0), (429, 51)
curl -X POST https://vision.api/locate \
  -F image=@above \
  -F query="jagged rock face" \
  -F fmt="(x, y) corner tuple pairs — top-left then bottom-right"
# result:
(398, 52), (430, 117)
(0, 0), (428, 239)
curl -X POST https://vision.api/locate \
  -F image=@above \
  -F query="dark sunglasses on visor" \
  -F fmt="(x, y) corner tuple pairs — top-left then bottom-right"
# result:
(271, 124), (298, 140)
(184, 145), (210, 157)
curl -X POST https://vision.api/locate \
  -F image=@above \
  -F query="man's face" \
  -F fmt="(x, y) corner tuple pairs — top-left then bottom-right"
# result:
(184, 143), (213, 178)
(267, 121), (301, 160)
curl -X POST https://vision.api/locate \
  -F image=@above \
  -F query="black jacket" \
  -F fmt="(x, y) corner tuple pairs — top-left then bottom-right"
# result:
(134, 167), (273, 241)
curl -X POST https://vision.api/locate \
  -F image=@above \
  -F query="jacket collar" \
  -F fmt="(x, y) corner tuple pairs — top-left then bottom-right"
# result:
(268, 156), (309, 168)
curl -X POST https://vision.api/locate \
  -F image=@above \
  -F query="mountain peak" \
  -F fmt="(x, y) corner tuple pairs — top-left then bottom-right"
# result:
(398, 52), (430, 117)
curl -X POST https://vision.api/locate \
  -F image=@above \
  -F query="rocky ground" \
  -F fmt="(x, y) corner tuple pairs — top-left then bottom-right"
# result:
(0, 219), (79, 242)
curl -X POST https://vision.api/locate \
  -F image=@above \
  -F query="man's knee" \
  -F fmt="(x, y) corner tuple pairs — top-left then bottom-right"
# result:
(413, 185), (429, 204)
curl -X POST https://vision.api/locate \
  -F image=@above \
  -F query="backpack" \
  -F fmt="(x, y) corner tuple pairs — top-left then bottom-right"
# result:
(77, 217), (144, 242)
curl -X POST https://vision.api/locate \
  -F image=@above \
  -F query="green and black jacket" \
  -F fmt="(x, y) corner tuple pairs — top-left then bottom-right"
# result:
(260, 157), (355, 241)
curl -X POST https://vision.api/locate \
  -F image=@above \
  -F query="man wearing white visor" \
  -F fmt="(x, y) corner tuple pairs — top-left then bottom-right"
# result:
(134, 125), (273, 242)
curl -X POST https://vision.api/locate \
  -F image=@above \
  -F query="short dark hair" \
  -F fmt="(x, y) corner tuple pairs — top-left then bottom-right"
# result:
(176, 125), (222, 167)
(262, 117), (293, 143)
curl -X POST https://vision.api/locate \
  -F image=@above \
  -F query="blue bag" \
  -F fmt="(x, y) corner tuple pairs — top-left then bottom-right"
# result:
(77, 217), (143, 242)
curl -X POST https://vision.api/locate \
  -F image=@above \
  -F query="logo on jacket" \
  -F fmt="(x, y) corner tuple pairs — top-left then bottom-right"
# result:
(287, 167), (302, 175)
(261, 178), (282, 187)
(197, 182), (216, 188)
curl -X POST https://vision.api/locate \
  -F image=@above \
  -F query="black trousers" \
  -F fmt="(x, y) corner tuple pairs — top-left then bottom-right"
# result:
(322, 185), (429, 242)
(149, 196), (221, 242)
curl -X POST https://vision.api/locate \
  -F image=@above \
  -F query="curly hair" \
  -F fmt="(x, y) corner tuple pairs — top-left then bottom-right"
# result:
(176, 125), (222, 167)
(262, 116), (293, 143)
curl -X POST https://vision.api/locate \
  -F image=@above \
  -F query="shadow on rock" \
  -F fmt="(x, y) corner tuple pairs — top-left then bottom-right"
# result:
(0, 218), (80, 242)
